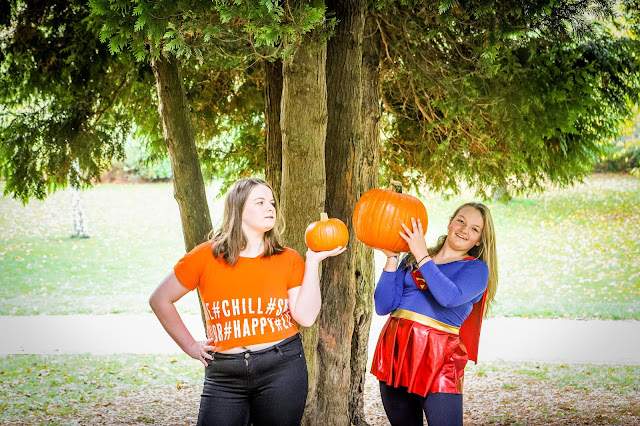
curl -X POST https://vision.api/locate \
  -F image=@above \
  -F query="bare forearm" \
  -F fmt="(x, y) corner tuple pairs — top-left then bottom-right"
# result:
(384, 255), (399, 271)
(290, 260), (322, 327)
(150, 298), (197, 354)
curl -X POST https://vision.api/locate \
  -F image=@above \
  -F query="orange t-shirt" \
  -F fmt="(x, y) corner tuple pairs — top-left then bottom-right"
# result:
(174, 241), (305, 351)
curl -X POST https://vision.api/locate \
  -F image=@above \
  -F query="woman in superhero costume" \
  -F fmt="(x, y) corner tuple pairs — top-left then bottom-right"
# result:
(371, 202), (498, 426)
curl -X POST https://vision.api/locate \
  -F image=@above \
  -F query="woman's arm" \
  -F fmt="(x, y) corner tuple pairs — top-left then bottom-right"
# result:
(288, 246), (346, 327)
(397, 217), (488, 308)
(149, 271), (215, 366)
(371, 249), (405, 315)
(373, 267), (405, 315)
(419, 260), (489, 307)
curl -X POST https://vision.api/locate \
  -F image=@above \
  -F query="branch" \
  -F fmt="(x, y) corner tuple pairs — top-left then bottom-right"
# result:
(89, 73), (131, 132)
(376, 15), (393, 65)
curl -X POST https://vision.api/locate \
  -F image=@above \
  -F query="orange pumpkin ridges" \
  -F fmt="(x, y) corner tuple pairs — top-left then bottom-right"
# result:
(305, 212), (349, 252)
(352, 186), (428, 252)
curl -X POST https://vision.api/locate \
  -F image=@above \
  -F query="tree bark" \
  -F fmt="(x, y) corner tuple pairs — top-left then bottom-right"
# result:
(312, 1), (378, 424)
(264, 58), (284, 198)
(152, 53), (213, 329)
(349, 7), (381, 424)
(279, 30), (327, 424)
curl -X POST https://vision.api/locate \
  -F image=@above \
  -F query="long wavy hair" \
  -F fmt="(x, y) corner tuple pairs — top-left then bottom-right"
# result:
(404, 202), (498, 314)
(211, 178), (285, 264)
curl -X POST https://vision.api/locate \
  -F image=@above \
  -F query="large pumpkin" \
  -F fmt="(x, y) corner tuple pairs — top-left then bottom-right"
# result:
(305, 212), (349, 252)
(352, 184), (428, 252)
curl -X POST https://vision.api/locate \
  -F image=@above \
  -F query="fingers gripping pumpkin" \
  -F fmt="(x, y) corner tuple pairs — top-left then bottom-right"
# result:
(353, 183), (428, 252)
(305, 213), (349, 252)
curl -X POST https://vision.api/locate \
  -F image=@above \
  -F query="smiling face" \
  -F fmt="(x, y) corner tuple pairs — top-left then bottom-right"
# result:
(241, 184), (277, 235)
(446, 206), (485, 253)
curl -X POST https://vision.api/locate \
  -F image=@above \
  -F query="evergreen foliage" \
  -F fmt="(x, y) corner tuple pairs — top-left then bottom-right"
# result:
(88, 0), (328, 191)
(2, 1), (639, 200)
(377, 0), (640, 197)
(0, 0), (309, 201)
(0, 0), (150, 203)
(598, 106), (640, 173)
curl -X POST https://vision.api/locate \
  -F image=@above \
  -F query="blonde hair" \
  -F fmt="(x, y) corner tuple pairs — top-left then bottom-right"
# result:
(211, 178), (285, 264)
(405, 202), (498, 315)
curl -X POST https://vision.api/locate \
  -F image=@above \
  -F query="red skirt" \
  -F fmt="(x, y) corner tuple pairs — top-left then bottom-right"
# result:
(370, 311), (468, 396)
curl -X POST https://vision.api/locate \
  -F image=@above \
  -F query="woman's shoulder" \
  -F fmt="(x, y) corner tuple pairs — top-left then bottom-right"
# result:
(464, 257), (488, 269)
(280, 246), (304, 261)
(179, 240), (213, 257)
(440, 257), (487, 274)
(272, 247), (304, 267)
(462, 258), (489, 280)
(175, 240), (215, 273)
(186, 240), (214, 259)
(193, 240), (213, 251)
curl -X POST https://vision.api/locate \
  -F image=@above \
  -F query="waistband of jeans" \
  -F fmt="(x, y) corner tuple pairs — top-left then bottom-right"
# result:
(211, 333), (301, 360)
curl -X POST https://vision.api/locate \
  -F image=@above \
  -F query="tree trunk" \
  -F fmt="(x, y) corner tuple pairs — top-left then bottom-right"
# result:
(311, 1), (378, 424)
(349, 7), (381, 424)
(70, 185), (89, 238)
(152, 53), (213, 252)
(70, 161), (89, 239)
(152, 53), (213, 330)
(279, 29), (327, 425)
(264, 59), (284, 199)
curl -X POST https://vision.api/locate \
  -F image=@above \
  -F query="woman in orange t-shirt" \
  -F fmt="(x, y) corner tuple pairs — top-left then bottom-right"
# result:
(149, 178), (345, 426)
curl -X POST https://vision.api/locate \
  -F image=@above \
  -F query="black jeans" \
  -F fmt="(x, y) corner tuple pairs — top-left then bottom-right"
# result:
(197, 334), (308, 426)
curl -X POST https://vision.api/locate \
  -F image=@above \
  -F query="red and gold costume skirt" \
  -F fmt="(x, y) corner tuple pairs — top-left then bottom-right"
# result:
(370, 309), (469, 397)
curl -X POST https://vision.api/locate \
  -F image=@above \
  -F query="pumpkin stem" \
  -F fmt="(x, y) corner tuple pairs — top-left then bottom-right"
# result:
(389, 180), (403, 193)
(320, 212), (329, 221)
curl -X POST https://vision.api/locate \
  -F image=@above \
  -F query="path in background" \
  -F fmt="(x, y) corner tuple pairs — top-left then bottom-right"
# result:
(1, 314), (639, 365)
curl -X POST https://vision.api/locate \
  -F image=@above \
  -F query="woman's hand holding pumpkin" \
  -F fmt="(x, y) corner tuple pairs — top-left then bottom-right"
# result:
(399, 217), (429, 261)
(305, 245), (347, 264)
(380, 248), (401, 272)
(380, 249), (400, 258)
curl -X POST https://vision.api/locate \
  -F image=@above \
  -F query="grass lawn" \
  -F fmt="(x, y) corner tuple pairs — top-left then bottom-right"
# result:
(1, 173), (639, 319)
(1, 354), (638, 425)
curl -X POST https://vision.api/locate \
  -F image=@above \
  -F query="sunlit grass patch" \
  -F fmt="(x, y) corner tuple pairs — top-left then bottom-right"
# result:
(2, 173), (639, 318)
(0, 354), (202, 423)
(0, 182), (225, 315)
(405, 174), (640, 319)
(480, 174), (639, 319)
(467, 361), (640, 394)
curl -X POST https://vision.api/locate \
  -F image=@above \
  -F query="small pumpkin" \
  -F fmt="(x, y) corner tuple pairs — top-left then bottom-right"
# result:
(352, 182), (428, 252)
(305, 213), (349, 252)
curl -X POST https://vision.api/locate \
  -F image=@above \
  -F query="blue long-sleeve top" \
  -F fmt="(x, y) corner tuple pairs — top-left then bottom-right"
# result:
(374, 258), (489, 327)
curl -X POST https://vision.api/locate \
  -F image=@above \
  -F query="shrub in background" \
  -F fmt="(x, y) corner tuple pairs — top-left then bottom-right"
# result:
(595, 114), (640, 175)
(102, 136), (173, 183)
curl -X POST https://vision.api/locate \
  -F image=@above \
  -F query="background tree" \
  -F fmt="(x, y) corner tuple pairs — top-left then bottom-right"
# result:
(70, 161), (90, 238)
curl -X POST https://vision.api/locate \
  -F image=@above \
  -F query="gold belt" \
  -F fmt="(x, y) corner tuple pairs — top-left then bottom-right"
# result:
(391, 309), (460, 335)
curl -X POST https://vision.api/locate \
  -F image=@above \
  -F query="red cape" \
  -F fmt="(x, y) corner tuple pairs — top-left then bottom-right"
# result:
(411, 257), (487, 363)
(459, 290), (487, 363)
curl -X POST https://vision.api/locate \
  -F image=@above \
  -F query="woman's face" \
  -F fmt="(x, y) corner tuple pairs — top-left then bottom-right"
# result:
(446, 206), (484, 253)
(242, 184), (277, 235)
